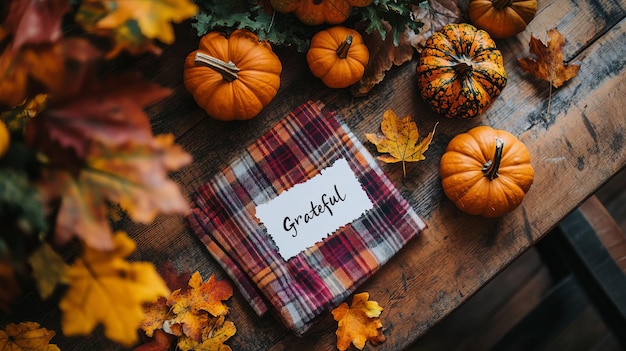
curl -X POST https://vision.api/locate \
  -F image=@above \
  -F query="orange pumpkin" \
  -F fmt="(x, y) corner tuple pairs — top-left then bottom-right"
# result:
(306, 26), (369, 89)
(416, 23), (507, 119)
(469, 0), (537, 39)
(183, 30), (282, 121)
(269, 0), (373, 26)
(440, 126), (534, 218)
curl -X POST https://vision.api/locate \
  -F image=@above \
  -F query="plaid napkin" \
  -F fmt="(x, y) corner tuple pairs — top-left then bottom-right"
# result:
(187, 101), (425, 335)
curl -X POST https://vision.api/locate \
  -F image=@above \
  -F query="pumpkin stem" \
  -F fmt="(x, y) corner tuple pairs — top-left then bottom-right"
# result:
(336, 35), (353, 59)
(493, 0), (512, 10)
(482, 138), (504, 181)
(454, 62), (473, 77)
(194, 52), (240, 82)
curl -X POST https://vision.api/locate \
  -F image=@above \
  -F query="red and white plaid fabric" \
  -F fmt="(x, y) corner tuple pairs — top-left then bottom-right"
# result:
(187, 101), (425, 335)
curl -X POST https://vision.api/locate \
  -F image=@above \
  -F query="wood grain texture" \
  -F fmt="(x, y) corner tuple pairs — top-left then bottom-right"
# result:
(3, 0), (625, 350)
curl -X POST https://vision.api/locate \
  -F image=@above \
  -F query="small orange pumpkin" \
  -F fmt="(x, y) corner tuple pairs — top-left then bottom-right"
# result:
(269, 0), (373, 26)
(416, 23), (507, 119)
(440, 126), (534, 218)
(306, 26), (369, 89)
(469, 0), (537, 39)
(183, 29), (282, 121)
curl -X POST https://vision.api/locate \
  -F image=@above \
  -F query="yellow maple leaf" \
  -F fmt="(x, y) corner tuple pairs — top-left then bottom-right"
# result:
(177, 316), (236, 351)
(0, 322), (60, 351)
(332, 292), (386, 351)
(166, 272), (233, 341)
(75, 1), (163, 59)
(27, 243), (68, 299)
(140, 297), (171, 337)
(59, 231), (169, 347)
(365, 109), (438, 177)
(92, 0), (198, 45)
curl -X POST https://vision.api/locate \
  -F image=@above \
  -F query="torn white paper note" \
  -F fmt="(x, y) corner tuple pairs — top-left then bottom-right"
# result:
(255, 158), (374, 260)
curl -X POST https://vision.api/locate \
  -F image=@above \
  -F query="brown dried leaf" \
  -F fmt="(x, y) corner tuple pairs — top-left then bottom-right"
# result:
(351, 21), (420, 97)
(517, 28), (581, 88)
(350, 0), (462, 96)
(411, 0), (463, 51)
(157, 259), (193, 293)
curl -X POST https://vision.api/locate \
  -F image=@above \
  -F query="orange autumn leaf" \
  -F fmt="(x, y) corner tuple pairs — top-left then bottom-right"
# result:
(0, 322), (60, 351)
(517, 28), (581, 88)
(365, 109), (438, 177)
(332, 292), (386, 351)
(0, 37), (100, 107)
(75, 1), (163, 59)
(177, 316), (236, 351)
(139, 261), (193, 338)
(59, 232), (170, 347)
(166, 272), (233, 341)
(87, 0), (197, 45)
(140, 297), (172, 338)
(0, 43), (64, 107)
(27, 74), (171, 160)
(37, 134), (192, 251)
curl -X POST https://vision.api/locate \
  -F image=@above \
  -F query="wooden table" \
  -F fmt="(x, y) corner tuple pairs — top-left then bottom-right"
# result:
(8, 0), (626, 350)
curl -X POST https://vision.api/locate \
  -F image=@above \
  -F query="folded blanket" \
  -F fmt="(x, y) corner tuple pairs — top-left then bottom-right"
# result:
(187, 101), (425, 335)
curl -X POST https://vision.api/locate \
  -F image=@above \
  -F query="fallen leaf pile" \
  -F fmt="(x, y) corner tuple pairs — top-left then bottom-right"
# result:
(366, 109), (438, 177)
(0, 322), (60, 351)
(136, 264), (236, 351)
(332, 292), (386, 351)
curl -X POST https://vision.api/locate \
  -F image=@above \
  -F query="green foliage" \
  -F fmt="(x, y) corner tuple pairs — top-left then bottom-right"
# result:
(0, 169), (47, 260)
(192, 0), (318, 52)
(354, 0), (426, 46)
(192, 0), (425, 51)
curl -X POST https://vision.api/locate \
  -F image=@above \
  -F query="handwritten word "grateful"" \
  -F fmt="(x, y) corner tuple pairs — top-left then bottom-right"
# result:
(283, 184), (347, 237)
